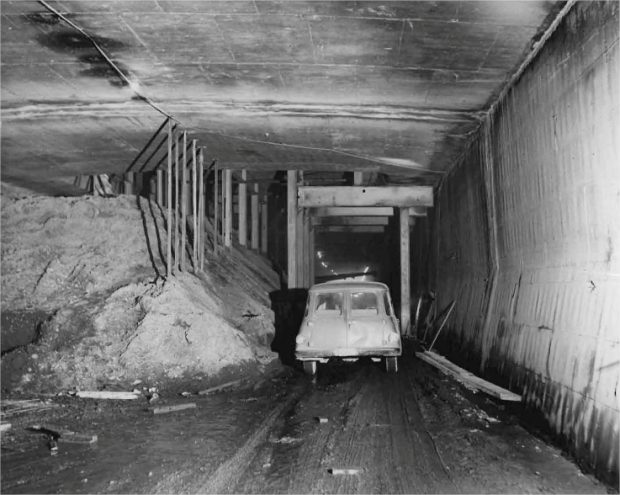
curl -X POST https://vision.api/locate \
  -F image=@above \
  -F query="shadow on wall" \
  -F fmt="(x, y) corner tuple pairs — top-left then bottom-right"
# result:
(269, 289), (308, 366)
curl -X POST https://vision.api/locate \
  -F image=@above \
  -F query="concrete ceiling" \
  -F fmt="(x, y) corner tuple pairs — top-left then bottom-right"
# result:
(1, 1), (562, 191)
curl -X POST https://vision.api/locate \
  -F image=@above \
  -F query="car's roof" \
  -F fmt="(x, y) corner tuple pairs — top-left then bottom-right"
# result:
(309, 280), (389, 292)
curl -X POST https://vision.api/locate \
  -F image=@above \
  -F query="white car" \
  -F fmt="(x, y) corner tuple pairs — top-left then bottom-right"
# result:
(295, 280), (402, 375)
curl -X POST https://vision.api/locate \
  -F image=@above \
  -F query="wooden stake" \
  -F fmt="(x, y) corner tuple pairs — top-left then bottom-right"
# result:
(166, 119), (173, 278)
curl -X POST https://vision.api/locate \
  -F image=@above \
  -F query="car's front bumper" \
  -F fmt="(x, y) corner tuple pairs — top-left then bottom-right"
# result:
(296, 346), (401, 362)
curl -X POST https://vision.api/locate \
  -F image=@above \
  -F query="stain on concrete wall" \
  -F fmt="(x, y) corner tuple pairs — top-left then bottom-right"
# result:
(415, 1), (619, 485)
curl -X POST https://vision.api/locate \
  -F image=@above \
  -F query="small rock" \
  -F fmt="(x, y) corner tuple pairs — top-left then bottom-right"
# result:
(148, 471), (153, 477)
(31, 354), (38, 360)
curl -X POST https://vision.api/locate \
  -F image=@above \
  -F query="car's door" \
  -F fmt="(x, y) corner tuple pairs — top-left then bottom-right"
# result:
(347, 290), (384, 349)
(310, 290), (347, 350)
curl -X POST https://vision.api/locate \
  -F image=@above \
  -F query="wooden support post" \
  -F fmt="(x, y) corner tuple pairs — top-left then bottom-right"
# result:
(166, 119), (173, 278)
(224, 169), (232, 248)
(174, 132), (180, 271)
(353, 171), (363, 185)
(156, 169), (163, 205)
(239, 170), (247, 246)
(296, 202), (304, 287)
(192, 140), (198, 271)
(309, 223), (315, 286)
(261, 193), (268, 255)
(213, 162), (219, 254)
(221, 167), (226, 248)
(124, 172), (134, 195)
(198, 148), (205, 271)
(251, 183), (259, 250)
(287, 171), (298, 288)
(399, 207), (410, 336)
(181, 131), (188, 271)
(302, 209), (311, 287)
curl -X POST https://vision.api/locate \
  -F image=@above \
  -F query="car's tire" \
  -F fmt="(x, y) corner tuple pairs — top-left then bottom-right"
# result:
(303, 360), (317, 376)
(385, 356), (398, 373)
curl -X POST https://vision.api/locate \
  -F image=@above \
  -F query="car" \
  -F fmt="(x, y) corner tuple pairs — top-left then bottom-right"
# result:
(295, 280), (402, 375)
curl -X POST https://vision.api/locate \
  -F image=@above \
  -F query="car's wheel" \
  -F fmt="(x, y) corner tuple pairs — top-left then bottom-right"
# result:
(385, 356), (398, 373)
(303, 360), (317, 376)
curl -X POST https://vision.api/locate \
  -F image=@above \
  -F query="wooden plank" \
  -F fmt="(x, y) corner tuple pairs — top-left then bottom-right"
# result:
(239, 170), (247, 246)
(415, 351), (522, 401)
(399, 207), (410, 335)
(151, 403), (197, 415)
(166, 119), (173, 278)
(156, 169), (163, 205)
(198, 148), (204, 270)
(312, 216), (389, 226)
(261, 193), (268, 254)
(192, 140), (198, 270)
(312, 207), (394, 217)
(213, 163), (219, 253)
(251, 183), (259, 250)
(75, 391), (140, 400)
(316, 226), (385, 234)
(224, 169), (232, 247)
(198, 379), (243, 395)
(181, 131), (188, 270)
(287, 170), (298, 288)
(174, 131), (180, 271)
(298, 186), (433, 207)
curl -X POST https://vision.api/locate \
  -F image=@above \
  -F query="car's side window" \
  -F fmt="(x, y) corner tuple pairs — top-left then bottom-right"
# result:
(351, 292), (378, 316)
(315, 292), (343, 315)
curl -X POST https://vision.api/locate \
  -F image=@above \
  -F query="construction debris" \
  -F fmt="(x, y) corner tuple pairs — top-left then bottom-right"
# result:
(329, 468), (362, 475)
(151, 403), (197, 415)
(415, 350), (521, 402)
(198, 379), (243, 395)
(1, 399), (57, 418)
(29, 425), (98, 444)
(316, 417), (329, 423)
(74, 391), (140, 400)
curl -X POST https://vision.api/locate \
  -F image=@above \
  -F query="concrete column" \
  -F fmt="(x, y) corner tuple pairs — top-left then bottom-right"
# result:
(399, 207), (410, 335)
(261, 193), (268, 255)
(287, 170), (298, 288)
(251, 183), (259, 250)
(239, 170), (247, 246)
(224, 169), (232, 248)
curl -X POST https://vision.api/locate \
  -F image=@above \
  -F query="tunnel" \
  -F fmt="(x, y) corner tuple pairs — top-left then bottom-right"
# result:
(1, 1), (618, 492)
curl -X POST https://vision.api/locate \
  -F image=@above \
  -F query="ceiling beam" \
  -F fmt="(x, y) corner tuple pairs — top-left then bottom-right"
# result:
(299, 186), (433, 207)
(315, 226), (386, 234)
(312, 216), (389, 226)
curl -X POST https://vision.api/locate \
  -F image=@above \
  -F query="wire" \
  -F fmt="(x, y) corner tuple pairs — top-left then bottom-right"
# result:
(38, 0), (175, 122)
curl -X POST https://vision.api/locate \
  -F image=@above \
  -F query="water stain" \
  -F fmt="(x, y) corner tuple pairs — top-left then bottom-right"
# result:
(31, 25), (130, 88)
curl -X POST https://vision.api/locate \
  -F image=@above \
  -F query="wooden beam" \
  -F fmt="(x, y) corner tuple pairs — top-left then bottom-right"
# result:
(174, 132), (180, 270)
(181, 132), (188, 271)
(238, 170), (247, 246)
(192, 140), (197, 270)
(198, 148), (204, 271)
(298, 186), (433, 208)
(312, 216), (389, 226)
(312, 207), (394, 217)
(316, 226), (385, 234)
(251, 183), (259, 250)
(399, 207), (410, 335)
(261, 193), (268, 255)
(213, 163), (219, 254)
(287, 171), (298, 288)
(166, 120), (173, 278)
(224, 169), (232, 248)
(156, 169), (163, 205)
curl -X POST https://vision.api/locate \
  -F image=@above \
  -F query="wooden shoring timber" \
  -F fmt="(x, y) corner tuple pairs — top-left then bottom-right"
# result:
(174, 131), (180, 272)
(315, 225), (385, 234)
(298, 186), (433, 208)
(415, 350), (522, 402)
(181, 131), (188, 271)
(311, 206), (426, 217)
(239, 170), (248, 246)
(198, 148), (205, 271)
(399, 207), (410, 335)
(224, 169), (232, 248)
(251, 183), (259, 250)
(166, 118), (173, 278)
(192, 140), (198, 271)
(287, 171), (298, 288)
(156, 169), (163, 205)
(312, 216), (389, 226)
(213, 162), (219, 254)
(261, 193), (268, 254)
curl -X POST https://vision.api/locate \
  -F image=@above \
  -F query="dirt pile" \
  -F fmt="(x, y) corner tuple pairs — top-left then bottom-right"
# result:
(1, 188), (280, 393)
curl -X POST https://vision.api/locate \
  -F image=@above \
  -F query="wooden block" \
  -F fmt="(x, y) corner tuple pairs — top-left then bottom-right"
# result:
(151, 403), (197, 415)
(75, 391), (140, 400)
(198, 379), (243, 395)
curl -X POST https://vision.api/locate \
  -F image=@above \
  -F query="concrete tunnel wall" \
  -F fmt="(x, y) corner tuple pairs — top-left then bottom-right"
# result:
(412, 1), (619, 484)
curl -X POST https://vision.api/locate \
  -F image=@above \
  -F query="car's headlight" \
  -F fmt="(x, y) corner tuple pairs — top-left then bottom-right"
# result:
(295, 334), (306, 345)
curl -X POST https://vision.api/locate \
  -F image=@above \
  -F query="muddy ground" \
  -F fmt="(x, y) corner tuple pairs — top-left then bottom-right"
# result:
(1, 347), (612, 494)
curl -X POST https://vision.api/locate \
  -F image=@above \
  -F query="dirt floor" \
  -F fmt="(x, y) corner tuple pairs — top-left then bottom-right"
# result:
(0, 348), (613, 494)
